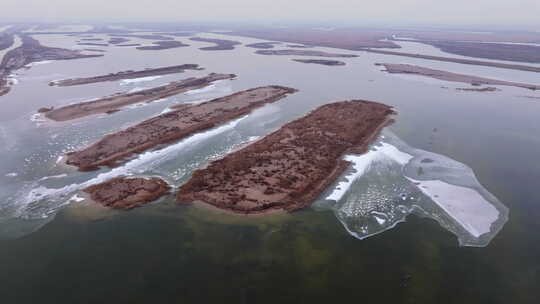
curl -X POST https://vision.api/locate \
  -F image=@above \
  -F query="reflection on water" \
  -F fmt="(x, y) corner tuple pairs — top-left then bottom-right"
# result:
(316, 131), (508, 247)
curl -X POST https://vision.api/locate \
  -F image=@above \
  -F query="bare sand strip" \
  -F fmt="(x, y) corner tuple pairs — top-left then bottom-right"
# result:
(65, 85), (298, 171)
(177, 101), (394, 214)
(50, 64), (202, 86)
(377, 63), (539, 90)
(44, 73), (235, 121)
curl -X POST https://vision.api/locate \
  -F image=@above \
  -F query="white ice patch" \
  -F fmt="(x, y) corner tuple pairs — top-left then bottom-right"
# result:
(120, 76), (163, 85)
(317, 131), (508, 247)
(39, 173), (68, 182)
(69, 194), (85, 203)
(5, 172), (18, 177)
(128, 87), (147, 93)
(407, 178), (499, 238)
(184, 84), (216, 95)
(26, 60), (53, 67)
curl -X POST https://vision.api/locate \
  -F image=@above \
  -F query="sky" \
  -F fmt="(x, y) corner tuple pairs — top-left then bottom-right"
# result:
(2, 0), (540, 30)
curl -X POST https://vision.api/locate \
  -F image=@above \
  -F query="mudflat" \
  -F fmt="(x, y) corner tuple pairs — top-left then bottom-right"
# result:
(377, 63), (539, 90)
(177, 100), (394, 214)
(245, 42), (282, 49)
(83, 177), (170, 210)
(65, 85), (297, 171)
(44, 73), (235, 121)
(50, 64), (202, 86)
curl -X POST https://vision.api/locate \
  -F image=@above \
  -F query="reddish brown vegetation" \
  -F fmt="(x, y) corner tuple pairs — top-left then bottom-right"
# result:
(65, 86), (297, 171)
(177, 100), (394, 214)
(84, 177), (170, 210)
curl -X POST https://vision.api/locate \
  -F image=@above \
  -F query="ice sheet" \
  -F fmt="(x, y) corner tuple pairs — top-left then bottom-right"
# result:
(317, 131), (508, 247)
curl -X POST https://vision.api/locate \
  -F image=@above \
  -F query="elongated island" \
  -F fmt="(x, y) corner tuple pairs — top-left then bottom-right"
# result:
(50, 64), (202, 86)
(177, 100), (394, 214)
(65, 85), (298, 171)
(44, 73), (235, 121)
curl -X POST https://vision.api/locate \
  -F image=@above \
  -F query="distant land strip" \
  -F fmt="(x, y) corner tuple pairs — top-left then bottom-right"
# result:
(364, 49), (540, 73)
(50, 64), (203, 86)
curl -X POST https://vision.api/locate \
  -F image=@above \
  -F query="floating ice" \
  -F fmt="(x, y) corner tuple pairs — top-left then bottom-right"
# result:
(184, 84), (216, 95)
(120, 76), (163, 85)
(316, 131), (508, 247)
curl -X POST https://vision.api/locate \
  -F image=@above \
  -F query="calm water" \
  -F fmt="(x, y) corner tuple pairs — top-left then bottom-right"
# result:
(0, 31), (539, 303)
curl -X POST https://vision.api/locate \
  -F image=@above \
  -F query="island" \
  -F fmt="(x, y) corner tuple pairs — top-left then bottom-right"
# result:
(292, 59), (346, 66)
(108, 33), (174, 41)
(64, 85), (298, 171)
(189, 37), (241, 50)
(136, 40), (189, 50)
(44, 73), (235, 121)
(83, 177), (170, 210)
(256, 49), (358, 58)
(108, 37), (130, 44)
(77, 42), (109, 47)
(377, 63), (539, 90)
(245, 42), (282, 49)
(1, 35), (103, 96)
(50, 64), (202, 86)
(177, 100), (394, 214)
(286, 44), (310, 48)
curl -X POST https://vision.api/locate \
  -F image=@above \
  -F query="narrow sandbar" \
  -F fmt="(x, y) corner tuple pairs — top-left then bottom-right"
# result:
(293, 59), (346, 66)
(50, 64), (202, 86)
(44, 73), (235, 121)
(83, 177), (170, 210)
(377, 63), (539, 90)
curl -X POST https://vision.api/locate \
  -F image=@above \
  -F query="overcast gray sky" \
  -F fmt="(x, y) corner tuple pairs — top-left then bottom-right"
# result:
(3, 0), (540, 29)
